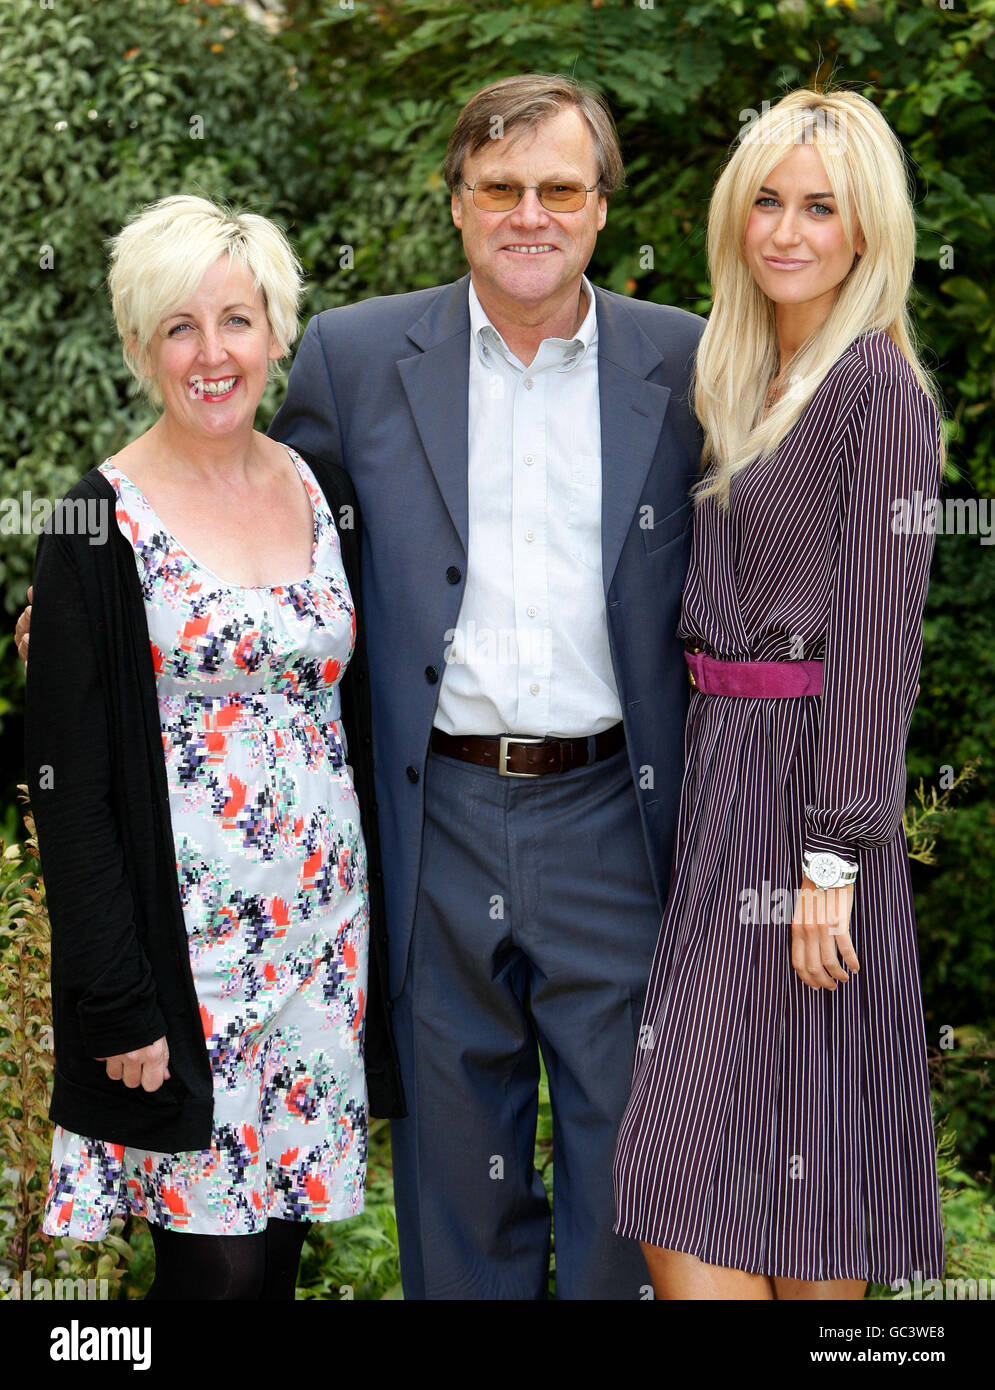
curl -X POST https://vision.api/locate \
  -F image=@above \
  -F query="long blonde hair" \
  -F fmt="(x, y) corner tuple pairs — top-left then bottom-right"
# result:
(693, 88), (943, 508)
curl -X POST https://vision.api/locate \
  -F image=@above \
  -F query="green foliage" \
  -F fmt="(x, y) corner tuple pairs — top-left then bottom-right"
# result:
(929, 1027), (995, 1185)
(0, 793), (134, 1298)
(908, 530), (995, 1176)
(0, 0), (302, 608)
(904, 757), (980, 869)
(1, 0), (993, 1289)
(932, 1136), (995, 1290)
(0, 632), (23, 845)
(0, 796), (54, 1288)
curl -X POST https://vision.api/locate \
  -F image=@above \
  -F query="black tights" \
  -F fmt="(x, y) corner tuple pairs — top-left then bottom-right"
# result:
(144, 1218), (312, 1300)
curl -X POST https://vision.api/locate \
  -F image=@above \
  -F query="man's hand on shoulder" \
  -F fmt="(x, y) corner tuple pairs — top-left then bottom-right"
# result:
(14, 586), (31, 667)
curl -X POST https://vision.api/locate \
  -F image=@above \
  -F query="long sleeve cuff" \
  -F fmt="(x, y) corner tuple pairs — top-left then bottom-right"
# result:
(77, 1000), (169, 1061)
(802, 826), (859, 864)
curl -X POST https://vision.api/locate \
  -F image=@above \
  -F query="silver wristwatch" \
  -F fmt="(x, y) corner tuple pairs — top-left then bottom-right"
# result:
(802, 850), (858, 889)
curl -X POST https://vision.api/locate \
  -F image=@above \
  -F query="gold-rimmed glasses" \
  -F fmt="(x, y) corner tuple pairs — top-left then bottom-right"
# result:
(462, 180), (599, 213)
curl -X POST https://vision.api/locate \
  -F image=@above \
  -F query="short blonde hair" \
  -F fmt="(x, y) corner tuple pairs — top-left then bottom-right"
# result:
(107, 194), (304, 403)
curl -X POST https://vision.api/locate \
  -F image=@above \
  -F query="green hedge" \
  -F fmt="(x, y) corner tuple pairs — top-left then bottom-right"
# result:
(1, 0), (992, 1173)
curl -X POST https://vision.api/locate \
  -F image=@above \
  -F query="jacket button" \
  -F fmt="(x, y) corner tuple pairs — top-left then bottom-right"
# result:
(406, 766), (419, 783)
(425, 666), (438, 684)
(363, 734), (372, 746)
(446, 566), (461, 584)
(356, 669), (366, 682)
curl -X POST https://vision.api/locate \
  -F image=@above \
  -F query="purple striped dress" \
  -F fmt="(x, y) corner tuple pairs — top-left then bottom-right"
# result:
(613, 330), (946, 1283)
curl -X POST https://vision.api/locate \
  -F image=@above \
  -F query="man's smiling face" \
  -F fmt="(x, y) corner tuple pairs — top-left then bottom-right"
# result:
(451, 105), (607, 314)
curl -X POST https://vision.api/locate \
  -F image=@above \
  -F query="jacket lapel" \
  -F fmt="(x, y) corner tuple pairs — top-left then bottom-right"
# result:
(397, 275), (472, 555)
(594, 286), (673, 589)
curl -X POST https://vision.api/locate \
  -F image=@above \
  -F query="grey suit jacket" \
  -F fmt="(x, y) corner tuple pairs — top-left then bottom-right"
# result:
(270, 273), (705, 998)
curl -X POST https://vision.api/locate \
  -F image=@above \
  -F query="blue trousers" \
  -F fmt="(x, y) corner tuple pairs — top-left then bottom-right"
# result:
(388, 742), (663, 1299)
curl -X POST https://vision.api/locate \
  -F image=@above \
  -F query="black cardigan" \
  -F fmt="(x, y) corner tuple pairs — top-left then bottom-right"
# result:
(24, 458), (405, 1152)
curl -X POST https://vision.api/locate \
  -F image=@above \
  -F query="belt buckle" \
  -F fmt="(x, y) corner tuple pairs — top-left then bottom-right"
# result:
(498, 735), (545, 778)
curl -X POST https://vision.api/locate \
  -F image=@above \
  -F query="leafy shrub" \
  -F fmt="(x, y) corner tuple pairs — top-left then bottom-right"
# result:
(0, 793), (134, 1299)
(1, 0), (992, 1202)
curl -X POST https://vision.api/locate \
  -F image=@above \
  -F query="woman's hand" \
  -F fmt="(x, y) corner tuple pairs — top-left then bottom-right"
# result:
(790, 876), (859, 990)
(95, 1036), (170, 1092)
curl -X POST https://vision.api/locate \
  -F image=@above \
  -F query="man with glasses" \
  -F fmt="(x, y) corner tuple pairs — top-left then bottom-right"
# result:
(271, 72), (703, 1301)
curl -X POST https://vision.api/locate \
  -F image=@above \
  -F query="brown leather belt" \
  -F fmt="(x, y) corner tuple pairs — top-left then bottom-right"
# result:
(429, 722), (626, 778)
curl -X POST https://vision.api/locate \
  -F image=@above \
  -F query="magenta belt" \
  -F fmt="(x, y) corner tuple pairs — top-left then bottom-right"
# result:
(685, 649), (823, 698)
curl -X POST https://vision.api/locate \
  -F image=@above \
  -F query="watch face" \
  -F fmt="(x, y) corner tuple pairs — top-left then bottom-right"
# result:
(809, 853), (840, 888)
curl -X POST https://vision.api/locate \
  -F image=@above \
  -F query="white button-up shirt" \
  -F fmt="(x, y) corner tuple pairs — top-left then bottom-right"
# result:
(433, 275), (624, 737)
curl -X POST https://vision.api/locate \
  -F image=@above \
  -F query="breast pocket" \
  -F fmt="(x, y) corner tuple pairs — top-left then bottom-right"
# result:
(641, 499), (692, 554)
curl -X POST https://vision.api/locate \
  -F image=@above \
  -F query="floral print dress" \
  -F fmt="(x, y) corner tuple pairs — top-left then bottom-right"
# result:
(42, 446), (368, 1237)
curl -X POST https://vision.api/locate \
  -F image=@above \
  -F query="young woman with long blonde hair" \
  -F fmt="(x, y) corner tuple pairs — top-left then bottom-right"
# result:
(613, 88), (945, 1300)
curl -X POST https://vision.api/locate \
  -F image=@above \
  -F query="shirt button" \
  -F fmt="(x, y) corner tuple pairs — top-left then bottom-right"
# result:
(524, 379), (534, 390)
(524, 454), (535, 465)
(525, 530), (534, 542)
(529, 683), (540, 695)
(527, 605), (537, 617)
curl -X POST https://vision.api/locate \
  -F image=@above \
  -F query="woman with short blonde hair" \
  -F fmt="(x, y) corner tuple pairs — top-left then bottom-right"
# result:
(25, 193), (401, 1299)
(108, 194), (302, 402)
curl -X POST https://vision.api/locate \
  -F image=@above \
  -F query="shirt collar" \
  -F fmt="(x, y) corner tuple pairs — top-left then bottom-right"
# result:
(468, 274), (597, 372)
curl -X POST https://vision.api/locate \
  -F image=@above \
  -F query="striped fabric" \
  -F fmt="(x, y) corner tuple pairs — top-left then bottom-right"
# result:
(613, 330), (946, 1282)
